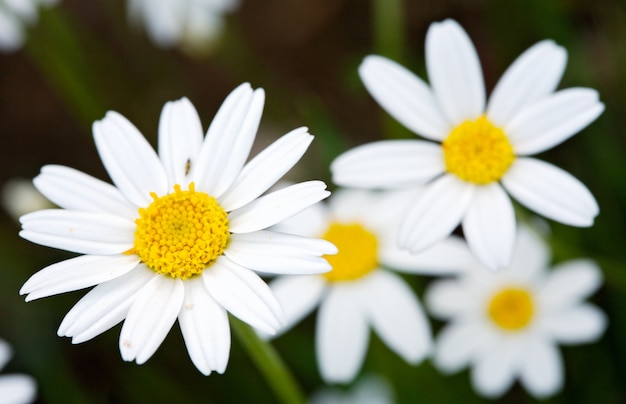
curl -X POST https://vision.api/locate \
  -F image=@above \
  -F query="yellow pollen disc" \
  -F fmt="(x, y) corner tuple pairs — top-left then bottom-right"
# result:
(322, 222), (378, 282)
(442, 115), (515, 184)
(131, 183), (229, 280)
(487, 287), (535, 331)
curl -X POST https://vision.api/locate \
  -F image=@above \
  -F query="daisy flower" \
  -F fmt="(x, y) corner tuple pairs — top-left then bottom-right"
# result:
(267, 189), (472, 383)
(331, 19), (604, 271)
(425, 225), (607, 398)
(19, 83), (335, 375)
(0, 339), (37, 404)
(127, 0), (239, 52)
(0, 0), (57, 52)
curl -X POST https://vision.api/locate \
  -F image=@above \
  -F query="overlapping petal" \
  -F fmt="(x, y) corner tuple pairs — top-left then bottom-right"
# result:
(268, 275), (326, 337)
(382, 236), (472, 275)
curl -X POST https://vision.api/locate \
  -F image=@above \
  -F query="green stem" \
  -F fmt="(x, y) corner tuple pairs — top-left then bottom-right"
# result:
(230, 316), (306, 404)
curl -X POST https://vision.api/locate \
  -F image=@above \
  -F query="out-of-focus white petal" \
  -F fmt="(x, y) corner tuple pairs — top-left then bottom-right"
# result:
(519, 337), (563, 398)
(471, 338), (520, 398)
(228, 231), (337, 257)
(202, 257), (284, 334)
(542, 304), (606, 344)
(93, 111), (168, 206)
(0, 375), (37, 404)
(58, 266), (155, 343)
(434, 322), (492, 373)
(487, 40), (567, 126)
(425, 279), (474, 319)
(505, 88), (604, 155)
(120, 275), (184, 364)
(192, 83), (264, 197)
(21, 254), (139, 301)
(502, 157), (599, 227)
(359, 55), (450, 140)
(0, 339), (10, 369)
(398, 174), (474, 253)
(271, 200), (328, 237)
(425, 19), (485, 125)
(228, 181), (329, 233)
(178, 277), (231, 375)
(382, 236), (473, 275)
(504, 225), (550, 283)
(360, 271), (431, 363)
(462, 183), (516, 271)
(158, 97), (204, 187)
(317, 284), (369, 383)
(20, 210), (135, 255)
(33, 165), (136, 218)
(331, 140), (444, 189)
(268, 275), (326, 338)
(219, 127), (313, 211)
(537, 259), (602, 310)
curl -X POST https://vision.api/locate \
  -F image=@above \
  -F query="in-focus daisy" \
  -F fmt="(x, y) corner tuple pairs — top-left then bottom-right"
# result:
(0, 339), (37, 404)
(267, 189), (472, 383)
(128, 0), (239, 53)
(19, 83), (335, 375)
(425, 226), (606, 398)
(0, 0), (57, 52)
(331, 19), (604, 271)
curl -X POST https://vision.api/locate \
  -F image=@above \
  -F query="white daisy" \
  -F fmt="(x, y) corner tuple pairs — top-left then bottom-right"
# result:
(331, 19), (604, 271)
(19, 83), (335, 376)
(128, 0), (239, 52)
(0, 339), (37, 404)
(425, 226), (607, 398)
(267, 189), (472, 383)
(0, 0), (57, 52)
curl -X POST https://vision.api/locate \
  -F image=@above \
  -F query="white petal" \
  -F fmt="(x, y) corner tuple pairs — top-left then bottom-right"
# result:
(0, 339), (10, 369)
(228, 181), (330, 233)
(360, 271), (431, 363)
(462, 183), (516, 271)
(0, 375), (37, 404)
(502, 157), (599, 227)
(228, 231), (337, 256)
(330, 140), (444, 189)
(202, 257), (284, 334)
(359, 55), (450, 140)
(316, 285), (369, 383)
(434, 322), (490, 373)
(505, 88), (604, 155)
(58, 266), (155, 343)
(20, 210), (135, 255)
(504, 225), (550, 283)
(120, 275), (184, 364)
(178, 277), (231, 375)
(219, 127), (313, 211)
(93, 111), (168, 206)
(519, 337), (563, 398)
(158, 97), (204, 187)
(382, 236), (473, 275)
(268, 275), (326, 338)
(426, 19), (485, 125)
(471, 338), (520, 398)
(225, 248), (331, 275)
(487, 40), (567, 126)
(192, 83), (264, 197)
(542, 304), (606, 344)
(33, 165), (136, 218)
(21, 254), (140, 301)
(398, 175), (474, 253)
(425, 279), (472, 319)
(538, 259), (602, 310)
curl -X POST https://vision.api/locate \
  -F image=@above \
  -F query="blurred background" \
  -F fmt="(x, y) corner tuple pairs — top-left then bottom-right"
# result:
(0, 0), (624, 402)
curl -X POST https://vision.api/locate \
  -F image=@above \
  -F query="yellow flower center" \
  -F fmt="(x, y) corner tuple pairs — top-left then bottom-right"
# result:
(487, 287), (534, 331)
(442, 115), (515, 184)
(322, 222), (378, 282)
(131, 183), (230, 280)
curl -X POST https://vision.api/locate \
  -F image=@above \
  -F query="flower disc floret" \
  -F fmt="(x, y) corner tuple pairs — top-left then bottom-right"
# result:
(132, 183), (229, 279)
(487, 287), (534, 331)
(322, 222), (378, 282)
(442, 115), (515, 184)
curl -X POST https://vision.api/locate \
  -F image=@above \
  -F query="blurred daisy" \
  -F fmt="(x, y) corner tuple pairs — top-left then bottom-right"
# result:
(268, 189), (472, 383)
(0, 0), (57, 52)
(425, 226), (606, 398)
(128, 0), (239, 53)
(332, 19), (603, 271)
(0, 339), (36, 404)
(309, 374), (394, 404)
(19, 83), (334, 375)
